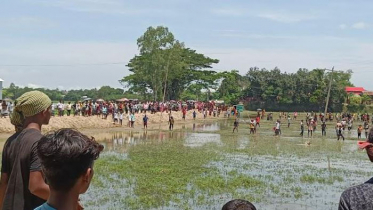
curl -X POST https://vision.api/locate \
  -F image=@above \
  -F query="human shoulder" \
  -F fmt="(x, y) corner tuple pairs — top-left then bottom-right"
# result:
(34, 203), (57, 210)
(340, 180), (373, 210)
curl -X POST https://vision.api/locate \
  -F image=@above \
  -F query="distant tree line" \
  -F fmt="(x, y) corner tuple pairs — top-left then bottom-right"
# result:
(2, 83), (133, 102)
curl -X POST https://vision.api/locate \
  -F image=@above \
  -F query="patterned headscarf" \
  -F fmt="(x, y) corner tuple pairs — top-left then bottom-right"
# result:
(10, 91), (52, 130)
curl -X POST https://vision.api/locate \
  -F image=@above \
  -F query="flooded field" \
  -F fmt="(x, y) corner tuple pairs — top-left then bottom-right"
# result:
(0, 115), (368, 210)
(77, 115), (372, 210)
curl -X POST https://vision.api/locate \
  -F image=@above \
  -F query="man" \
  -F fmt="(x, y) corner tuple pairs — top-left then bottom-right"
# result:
(249, 119), (255, 134)
(308, 119), (314, 138)
(339, 129), (373, 210)
(193, 110), (197, 120)
(336, 121), (345, 141)
(300, 120), (304, 137)
(169, 116), (174, 131)
(233, 118), (239, 133)
(275, 120), (281, 136)
(182, 108), (186, 120)
(143, 114), (148, 129)
(35, 129), (103, 210)
(364, 121), (369, 139)
(358, 125), (363, 139)
(66, 102), (72, 116)
(321, 121), (327, 136)
(0, 91), (52, 210)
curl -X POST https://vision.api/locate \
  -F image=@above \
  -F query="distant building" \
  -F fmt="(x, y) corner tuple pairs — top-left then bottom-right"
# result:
(345, 87), (365, 95)
(0, 78), (3, 100)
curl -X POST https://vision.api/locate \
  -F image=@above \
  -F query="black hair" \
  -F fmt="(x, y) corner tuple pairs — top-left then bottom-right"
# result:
(37, 128), (104, 192)
(222, 199), (257, 210)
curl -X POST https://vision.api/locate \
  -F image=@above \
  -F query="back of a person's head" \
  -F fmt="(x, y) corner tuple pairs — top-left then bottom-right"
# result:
(222, 199), (257, 210)
(37, 128), (103, 192)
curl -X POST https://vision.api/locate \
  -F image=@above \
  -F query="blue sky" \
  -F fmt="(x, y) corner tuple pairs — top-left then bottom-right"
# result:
(1, 0), (373, 90)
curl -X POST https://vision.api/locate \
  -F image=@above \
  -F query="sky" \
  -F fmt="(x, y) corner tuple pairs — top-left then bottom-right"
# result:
(1, 0), (373, 90)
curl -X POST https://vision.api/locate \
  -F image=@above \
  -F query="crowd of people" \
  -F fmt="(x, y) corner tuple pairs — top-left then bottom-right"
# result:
(240, 110), (373, 142)
(2, 91), (373, 209)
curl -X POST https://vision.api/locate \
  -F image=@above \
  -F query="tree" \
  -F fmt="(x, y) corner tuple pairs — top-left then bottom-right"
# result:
(121, 26), (219, 101)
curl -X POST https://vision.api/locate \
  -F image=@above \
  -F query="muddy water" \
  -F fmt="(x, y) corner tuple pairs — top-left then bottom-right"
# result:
(81, 119), (370, 210)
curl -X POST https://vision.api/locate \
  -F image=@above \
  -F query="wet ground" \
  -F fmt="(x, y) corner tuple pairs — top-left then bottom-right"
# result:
(78, 115), (372, 210)
(0, 114), (369, 210)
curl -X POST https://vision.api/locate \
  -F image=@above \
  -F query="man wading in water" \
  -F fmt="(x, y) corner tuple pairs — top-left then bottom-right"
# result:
(0, 91), (52, 210)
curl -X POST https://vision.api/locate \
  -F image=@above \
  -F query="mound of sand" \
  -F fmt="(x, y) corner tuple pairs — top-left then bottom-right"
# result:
(0, 110), (224, 133)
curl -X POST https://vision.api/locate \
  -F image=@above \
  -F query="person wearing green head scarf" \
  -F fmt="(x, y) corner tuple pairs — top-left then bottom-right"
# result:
(0, 91), (52, 210)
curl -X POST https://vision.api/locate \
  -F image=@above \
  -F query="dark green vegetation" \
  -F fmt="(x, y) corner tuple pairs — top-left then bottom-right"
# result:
(80, 112), (371, 210)
(2, 83), (129, 102)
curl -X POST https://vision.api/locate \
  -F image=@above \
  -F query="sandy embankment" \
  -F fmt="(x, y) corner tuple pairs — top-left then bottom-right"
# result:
(0, 110), (224, 134)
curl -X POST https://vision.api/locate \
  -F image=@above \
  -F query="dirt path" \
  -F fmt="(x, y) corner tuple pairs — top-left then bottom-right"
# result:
(0, 110), (226, 134)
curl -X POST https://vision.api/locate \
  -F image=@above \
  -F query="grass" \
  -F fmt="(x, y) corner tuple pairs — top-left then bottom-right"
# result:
(71, 112), (373, 209)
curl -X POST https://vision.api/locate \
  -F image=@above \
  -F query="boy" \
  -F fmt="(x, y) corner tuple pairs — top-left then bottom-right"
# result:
(222, 199), (256, 210)
(193, 110), (197, 120)
(358, 125), (363, 139)
(35, 129), (103, 210)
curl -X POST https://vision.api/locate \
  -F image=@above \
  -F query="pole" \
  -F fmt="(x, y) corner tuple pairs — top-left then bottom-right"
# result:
(159, 50), (172, 125)
(324, 67), (334, 117)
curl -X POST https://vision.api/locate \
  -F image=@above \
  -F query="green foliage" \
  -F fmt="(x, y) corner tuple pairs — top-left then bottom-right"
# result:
(122, 26), (220, 101)
(3, 83), (128, 101)
(243, 67), (353, 112)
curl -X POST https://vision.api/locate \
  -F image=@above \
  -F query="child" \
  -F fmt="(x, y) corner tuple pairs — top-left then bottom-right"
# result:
(222, 199), (257, 210)
(35, 129), (103, 210)
(358, 125), (363, 139)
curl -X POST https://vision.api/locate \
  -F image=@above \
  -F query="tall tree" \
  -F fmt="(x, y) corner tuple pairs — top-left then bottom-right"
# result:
(122, 26), (219, 101)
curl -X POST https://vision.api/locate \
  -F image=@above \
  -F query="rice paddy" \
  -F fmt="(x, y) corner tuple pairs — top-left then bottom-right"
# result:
(4, 112), (369, 210)
(78, 113), (372, 210)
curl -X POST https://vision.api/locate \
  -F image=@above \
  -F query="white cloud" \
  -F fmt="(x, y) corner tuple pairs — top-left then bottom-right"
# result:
(339, 24), (347, 29)
(352, 22), (368, 29)
(258, 13), (316, 23)
(27, 83), (44, 89)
